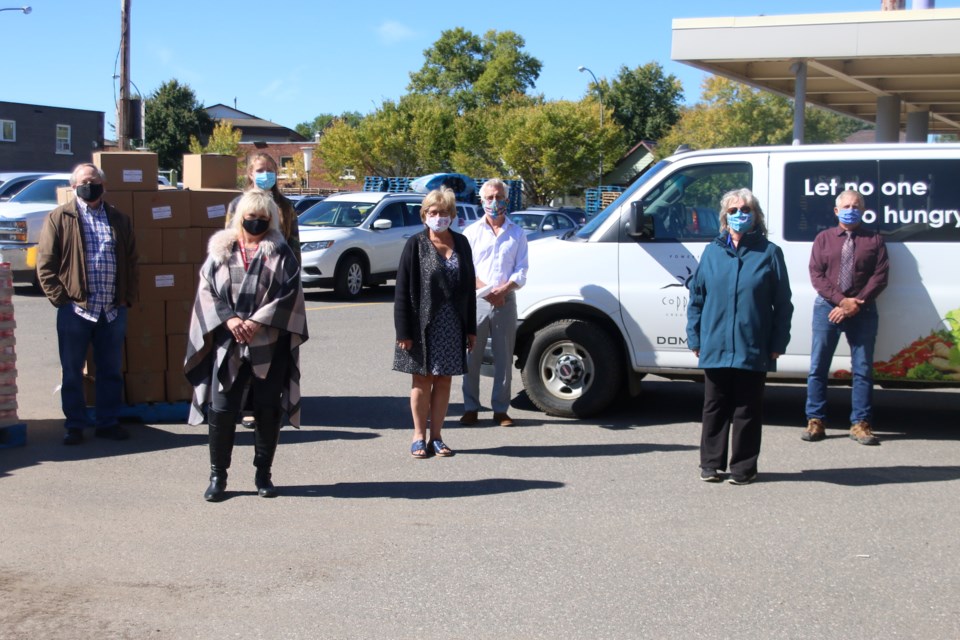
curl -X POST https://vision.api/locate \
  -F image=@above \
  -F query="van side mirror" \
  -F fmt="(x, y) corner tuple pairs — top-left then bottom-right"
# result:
(628, 201), (654, 239)
(372, 219), (392, 231)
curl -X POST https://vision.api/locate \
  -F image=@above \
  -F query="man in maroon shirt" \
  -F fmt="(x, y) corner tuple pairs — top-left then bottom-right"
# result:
(804, 189), (889, 445)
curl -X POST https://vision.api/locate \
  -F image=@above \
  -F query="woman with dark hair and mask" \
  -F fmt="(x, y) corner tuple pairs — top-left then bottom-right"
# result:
(686, 187), (793, 486)
(184, 189), (308, 502)
(393, 187), (477, 458)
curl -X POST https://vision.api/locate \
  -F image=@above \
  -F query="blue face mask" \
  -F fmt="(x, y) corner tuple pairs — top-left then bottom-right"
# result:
(482, 199), (506, 218)
(727, 210), (753, 233)
(254, 171), (277, 190)
(837, 207), (862, 225)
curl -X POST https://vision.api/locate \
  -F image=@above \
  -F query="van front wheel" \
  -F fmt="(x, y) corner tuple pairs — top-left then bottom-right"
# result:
(522, 320), (622, 418)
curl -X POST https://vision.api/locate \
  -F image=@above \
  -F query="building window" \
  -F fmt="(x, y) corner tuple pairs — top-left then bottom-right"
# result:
(0, 120), (14, 142)
(56, 124), (72, 153)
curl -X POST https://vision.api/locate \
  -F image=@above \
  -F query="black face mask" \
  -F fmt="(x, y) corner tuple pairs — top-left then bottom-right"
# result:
(242, 217), (270, 236)
(76, 182), (104, 202)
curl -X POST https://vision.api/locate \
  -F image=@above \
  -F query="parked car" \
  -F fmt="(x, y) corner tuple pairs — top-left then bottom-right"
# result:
(454, 202), (481, 232)
(298, 192), (426, 299)
(292, 195), (326, 215)
(0, 173), (71, 285)
(0, 172), (50, 202)
(508, 208), (581, 241)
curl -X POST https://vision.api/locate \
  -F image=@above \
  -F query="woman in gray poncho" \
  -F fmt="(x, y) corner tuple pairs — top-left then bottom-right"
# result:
(184, 189), (308, 501)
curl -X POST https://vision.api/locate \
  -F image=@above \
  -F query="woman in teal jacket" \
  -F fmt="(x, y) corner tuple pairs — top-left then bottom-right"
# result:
(686, 188), (793, 485)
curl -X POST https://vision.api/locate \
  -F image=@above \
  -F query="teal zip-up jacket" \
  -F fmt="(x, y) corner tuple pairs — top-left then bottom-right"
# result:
(686, 231), (793, 372)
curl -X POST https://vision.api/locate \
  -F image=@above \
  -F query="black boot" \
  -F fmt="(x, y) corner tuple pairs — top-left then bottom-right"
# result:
(253, 407), (282, 498)
(204, 409), (237, 502)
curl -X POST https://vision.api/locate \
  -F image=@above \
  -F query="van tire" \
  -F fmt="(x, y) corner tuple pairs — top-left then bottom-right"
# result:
(334, 255), (364, 299)
(522, 319), (623, 418)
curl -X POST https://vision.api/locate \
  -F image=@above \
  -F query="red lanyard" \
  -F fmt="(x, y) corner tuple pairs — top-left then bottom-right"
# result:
(238, 243), (258, 271)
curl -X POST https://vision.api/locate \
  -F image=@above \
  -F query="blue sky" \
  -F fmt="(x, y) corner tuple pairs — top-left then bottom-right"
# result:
(4, 1), (959, 134)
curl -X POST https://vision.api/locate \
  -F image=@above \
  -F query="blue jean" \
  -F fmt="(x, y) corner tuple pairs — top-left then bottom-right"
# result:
(57, 305), (127, 431)
(805, 297), (878, 425)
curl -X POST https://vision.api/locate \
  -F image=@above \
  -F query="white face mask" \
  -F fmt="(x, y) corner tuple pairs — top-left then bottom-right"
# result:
(425, 215), (452, 232)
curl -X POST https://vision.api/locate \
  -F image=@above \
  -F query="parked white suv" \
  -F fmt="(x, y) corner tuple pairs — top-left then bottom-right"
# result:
(298, 192), (426, 299)
(0, 173), (71, 285)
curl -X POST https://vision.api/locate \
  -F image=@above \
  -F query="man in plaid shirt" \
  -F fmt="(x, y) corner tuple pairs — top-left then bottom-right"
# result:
(37, 163), (139, 445)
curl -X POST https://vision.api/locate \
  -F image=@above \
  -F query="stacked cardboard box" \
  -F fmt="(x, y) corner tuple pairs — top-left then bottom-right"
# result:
(86, 152), (239, 406)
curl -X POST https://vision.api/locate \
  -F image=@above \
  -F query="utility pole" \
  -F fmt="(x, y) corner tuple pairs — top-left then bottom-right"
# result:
(118, 0), (131, 150)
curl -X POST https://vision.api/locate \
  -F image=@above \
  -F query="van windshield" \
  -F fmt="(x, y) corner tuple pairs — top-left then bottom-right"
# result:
(8, 178), (69, 204)
(575, 160), (671, 239)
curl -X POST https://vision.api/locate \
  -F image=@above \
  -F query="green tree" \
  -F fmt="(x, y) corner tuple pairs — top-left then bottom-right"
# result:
(600, 62), (684, 143)
(454, 97), (624, 205)
(408, 28), (542, 111)
(658, 76), (866, 158)
(188, 120), (243, 156)
(294, 111), (363, 139)
(144, 79), (213, 174)
(316, 95), (458, 185)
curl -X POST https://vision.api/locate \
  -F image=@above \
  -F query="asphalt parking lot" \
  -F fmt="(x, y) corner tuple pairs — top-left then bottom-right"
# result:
(2, 285), (959, 639)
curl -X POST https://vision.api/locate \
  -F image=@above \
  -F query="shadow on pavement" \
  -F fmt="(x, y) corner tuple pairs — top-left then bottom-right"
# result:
(459, 442), (697, 458)
(0, 418), (378, 479)
(281, 478), (564, 499)
(760, 465), (960, 486)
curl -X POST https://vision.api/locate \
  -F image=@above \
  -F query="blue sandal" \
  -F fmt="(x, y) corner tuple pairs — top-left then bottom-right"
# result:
(410, 439), (428, 458)
(429, 439), (454, 457)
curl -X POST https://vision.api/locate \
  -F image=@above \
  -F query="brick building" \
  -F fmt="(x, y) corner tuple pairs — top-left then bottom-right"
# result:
(0, 101), (104, 172)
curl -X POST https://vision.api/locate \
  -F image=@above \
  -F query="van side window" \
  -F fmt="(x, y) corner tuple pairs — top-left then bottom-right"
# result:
(783, 159), (960, 243)
(378, 202), (406, 229)
(403, 202), (423, 227)
(636, 162), (751, 241)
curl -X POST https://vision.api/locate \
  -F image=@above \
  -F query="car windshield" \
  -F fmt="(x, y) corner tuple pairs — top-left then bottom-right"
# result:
(510, 213), (543, 231)
(8, 178), (69, 204)
(298, 201), (372, 228)
(575, 160), (672, 239)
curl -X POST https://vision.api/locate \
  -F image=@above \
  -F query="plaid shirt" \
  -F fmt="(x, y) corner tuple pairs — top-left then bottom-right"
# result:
(74, 199), (118, 323)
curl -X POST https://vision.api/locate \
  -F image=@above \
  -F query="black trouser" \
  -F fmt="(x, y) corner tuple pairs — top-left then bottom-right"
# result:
(210, 331), (290, 415)
(699, 368), (767, 476)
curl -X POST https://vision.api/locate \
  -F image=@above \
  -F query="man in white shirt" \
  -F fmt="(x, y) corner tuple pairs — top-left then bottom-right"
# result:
(460, 179), (529, 426)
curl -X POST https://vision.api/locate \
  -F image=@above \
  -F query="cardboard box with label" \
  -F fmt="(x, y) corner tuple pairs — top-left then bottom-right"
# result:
(188, 189), (238, 228)
(139, 264), (196, 301)
(94, 152), (158, 192)
(183, 154), (239, 190)
(133, 190), (191, 229)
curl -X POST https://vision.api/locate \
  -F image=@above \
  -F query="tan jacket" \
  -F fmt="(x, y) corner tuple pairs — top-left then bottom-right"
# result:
(36, 199), (139, 308)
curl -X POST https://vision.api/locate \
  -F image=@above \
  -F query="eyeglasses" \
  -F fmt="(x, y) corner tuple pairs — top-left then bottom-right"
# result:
(725, 206), (752, 215)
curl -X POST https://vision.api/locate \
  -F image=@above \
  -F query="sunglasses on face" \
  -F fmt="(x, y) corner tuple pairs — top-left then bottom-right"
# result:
(726, 206), (752, 215)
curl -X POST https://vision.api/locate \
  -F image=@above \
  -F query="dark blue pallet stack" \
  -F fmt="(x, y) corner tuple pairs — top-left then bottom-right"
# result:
(585, 186), (625, 216)
(387, 177), (411, 193)
(362, 176), (390, 192)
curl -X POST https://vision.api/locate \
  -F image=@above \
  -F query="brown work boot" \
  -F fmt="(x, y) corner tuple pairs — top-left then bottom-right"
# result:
(459, 411), (478, 426)
(493, 412), (514, 427)
(801, 418), (826, 442)
(850, 421), (879, 446)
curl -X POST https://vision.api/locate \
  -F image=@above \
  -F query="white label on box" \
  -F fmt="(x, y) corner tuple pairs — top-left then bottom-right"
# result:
(151, 205), (173, 220)
(122, 169), (144, 183)
(207, 204), (226, 219)
(154, 274), (175, 288)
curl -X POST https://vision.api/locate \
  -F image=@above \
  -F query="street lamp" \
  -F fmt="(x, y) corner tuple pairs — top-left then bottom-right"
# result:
(578, 65), (604, 200)
(0, 6), (31, 13)
(301, 147), (312, 191)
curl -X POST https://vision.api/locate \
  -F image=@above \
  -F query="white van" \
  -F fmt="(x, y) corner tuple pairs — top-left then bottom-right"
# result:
(514, 143), (960, 417)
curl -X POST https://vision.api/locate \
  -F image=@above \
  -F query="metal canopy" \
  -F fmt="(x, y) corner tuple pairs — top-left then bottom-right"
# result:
(672, 8), (960, 134)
